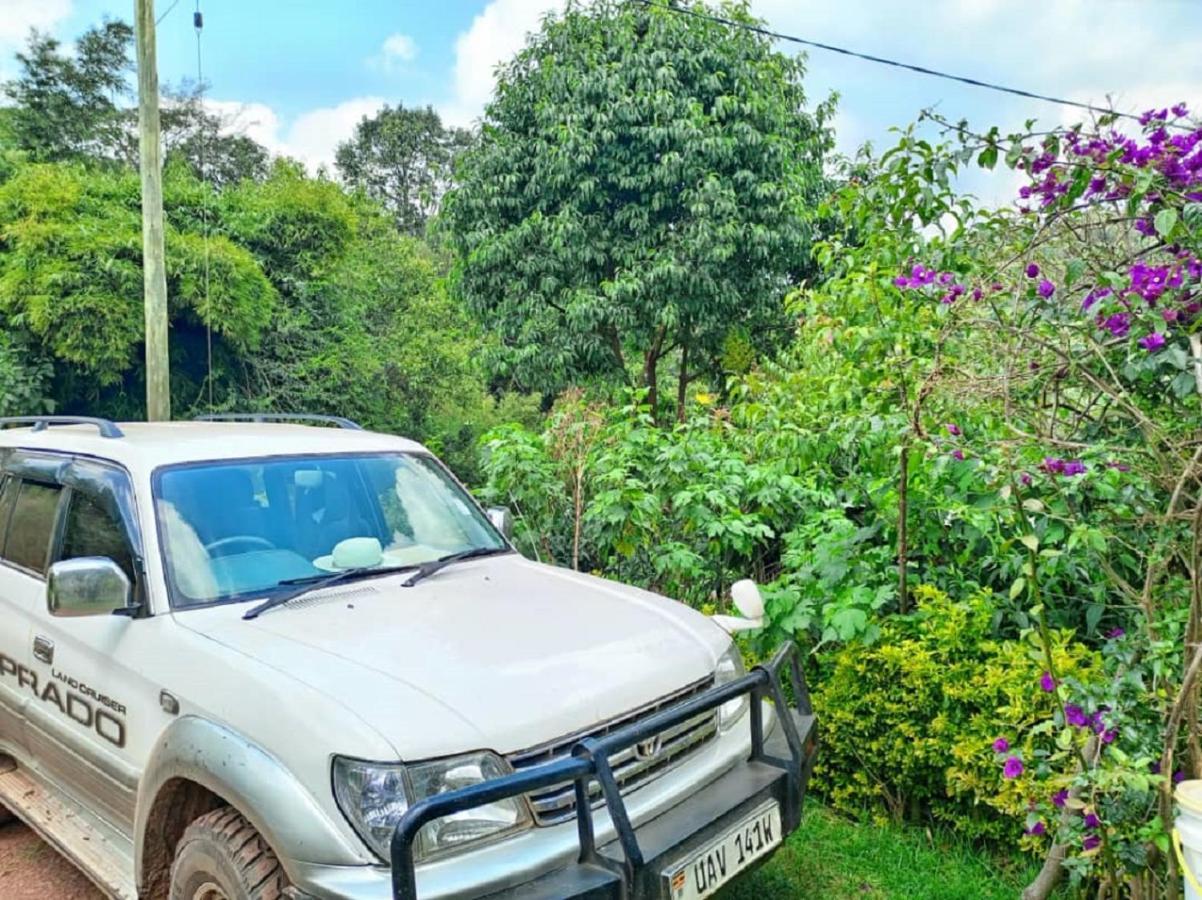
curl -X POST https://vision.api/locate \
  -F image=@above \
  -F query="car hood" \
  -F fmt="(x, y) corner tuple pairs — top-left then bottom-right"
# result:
(177, 553), (729, 760)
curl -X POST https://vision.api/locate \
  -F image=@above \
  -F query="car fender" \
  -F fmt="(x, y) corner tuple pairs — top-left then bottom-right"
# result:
(134, 714), (369, 889)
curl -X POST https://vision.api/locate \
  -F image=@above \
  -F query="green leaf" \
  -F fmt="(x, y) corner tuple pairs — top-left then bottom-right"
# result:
(976, 145), (998, 169)
(1019, 534), (1040, 552)
(1171, 371), (1197, 399)
(1010, 577), (1026, 600)
(1154, 207), (1179, 238)
(1064, 258), (1086, 288)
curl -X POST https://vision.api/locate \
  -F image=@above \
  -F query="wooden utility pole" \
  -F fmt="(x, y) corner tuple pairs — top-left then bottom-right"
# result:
(135, 0), (171, 421)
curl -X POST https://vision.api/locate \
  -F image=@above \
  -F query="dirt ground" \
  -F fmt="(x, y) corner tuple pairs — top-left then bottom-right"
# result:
(0, 820), (102, 899)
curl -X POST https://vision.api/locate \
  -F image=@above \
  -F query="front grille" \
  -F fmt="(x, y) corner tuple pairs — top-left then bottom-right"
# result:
(508, 677), (719, 826)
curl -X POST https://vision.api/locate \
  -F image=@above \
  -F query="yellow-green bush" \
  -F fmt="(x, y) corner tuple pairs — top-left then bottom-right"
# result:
(812, 585), (1099, 843)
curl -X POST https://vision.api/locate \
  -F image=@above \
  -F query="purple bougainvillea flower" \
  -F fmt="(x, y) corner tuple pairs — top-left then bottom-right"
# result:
(1026, 263), (1041, 278)
(1107, 627), (1126, 639)
(1026, 821), (1047, 836)
(1084, 812), (1101, 830)
(951, 449), (965, 461)
(1101, 312), (1131, 338)
(1175, 770), (1187, 784)
(1003, 756), (1024, 779)
(1101, 728), (1117, 744)
(1043, 457), (1066, 475)
(1038, 279), (1056, 298)
(1052, 789), (1069, 808)
(1062, 460), (1087, 477)
(1065, 705), (1089, 727)
(1139, 332), (1167, 351)
(1040, 671), (1056, 692)
(946, 423), (962, 436)
(992, 737), (1010, 753)
(1083, 835), (1101, 851)
(893, 275), (910, 288)
(1020, 472), (1033, 486)
(1173, 103), (1189, 118)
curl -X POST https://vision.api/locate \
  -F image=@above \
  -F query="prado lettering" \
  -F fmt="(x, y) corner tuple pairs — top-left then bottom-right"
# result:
(0, 650), (126, 748)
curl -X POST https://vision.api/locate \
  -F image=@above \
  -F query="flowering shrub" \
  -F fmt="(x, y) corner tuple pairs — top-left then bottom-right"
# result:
(873, 102), (1202, 894)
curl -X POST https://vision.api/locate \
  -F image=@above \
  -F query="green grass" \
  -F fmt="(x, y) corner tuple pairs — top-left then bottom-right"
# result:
(718, 803), (1044, 900)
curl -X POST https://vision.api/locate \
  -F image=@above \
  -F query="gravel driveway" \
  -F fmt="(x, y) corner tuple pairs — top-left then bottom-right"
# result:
(0, 820), (102, 899)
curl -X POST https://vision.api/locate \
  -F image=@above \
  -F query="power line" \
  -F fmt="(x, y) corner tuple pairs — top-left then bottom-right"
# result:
(630, 0), (1150, 126)
(155, 0), (182, 26)
(194, 0), (214, 411)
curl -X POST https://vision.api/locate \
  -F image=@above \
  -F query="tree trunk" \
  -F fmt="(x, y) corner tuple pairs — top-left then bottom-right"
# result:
(676, 341), (690, 424)
(643, 352), (658, 416)
(643, 325), (667, 421)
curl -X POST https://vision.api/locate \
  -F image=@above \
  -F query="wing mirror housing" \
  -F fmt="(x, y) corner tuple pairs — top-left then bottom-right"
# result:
(47, 557), (133, 617)
(486, 506), (513, 540)
(712, 579), (766, 634)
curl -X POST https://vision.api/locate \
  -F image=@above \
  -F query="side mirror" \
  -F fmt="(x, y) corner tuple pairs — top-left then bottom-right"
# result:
(712, 579), (766, 635)
(47, 557), (132, 618)
(730, 579), (765, 620)
(486, 506), (513, 540)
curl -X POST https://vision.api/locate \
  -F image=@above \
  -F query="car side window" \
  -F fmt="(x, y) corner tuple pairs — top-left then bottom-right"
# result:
(59, 492), (136, 584)
(0, 476), (16, 540)
(2, 480), (64, 575)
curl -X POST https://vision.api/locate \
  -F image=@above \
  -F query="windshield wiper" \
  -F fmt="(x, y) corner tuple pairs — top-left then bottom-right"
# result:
(402, 547), (510, 588)
(242, 565), (417, 620)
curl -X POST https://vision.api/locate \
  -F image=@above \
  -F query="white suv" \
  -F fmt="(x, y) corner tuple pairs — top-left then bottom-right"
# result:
(0, 414), (816, 900)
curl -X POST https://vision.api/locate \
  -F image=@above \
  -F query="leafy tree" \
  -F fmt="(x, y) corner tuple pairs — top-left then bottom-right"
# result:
(335, 104), (472, 235)
(3, 21), (133, 163)
(0, 161), (274, 414)
(443, 0), (833, 409)
(162, 86), (271, 188)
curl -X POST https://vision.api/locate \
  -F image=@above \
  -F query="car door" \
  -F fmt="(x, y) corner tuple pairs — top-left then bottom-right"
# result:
(21, 457), (149, 834)
(0, 470), (37, 759)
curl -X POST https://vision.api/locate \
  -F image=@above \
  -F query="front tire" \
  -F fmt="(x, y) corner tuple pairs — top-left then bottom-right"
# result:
(169, 806), (290, 900)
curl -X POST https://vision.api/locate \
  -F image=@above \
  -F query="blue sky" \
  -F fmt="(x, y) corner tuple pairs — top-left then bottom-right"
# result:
(4, 0), (1202, 205)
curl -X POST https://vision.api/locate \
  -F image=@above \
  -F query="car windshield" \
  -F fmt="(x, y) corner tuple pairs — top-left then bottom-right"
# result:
(154, 453), (506, 607)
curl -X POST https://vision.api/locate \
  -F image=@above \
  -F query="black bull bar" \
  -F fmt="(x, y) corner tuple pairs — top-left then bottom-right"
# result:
(390, 642), (818, 900)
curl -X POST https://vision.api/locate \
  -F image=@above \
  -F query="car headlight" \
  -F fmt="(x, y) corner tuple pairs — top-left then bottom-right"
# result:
(715, 642), (750, 730)
(332, 752), (531, 862)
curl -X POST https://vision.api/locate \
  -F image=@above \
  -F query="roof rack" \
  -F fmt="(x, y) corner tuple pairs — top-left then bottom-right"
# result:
(0, 416), (125, 439)
(194, 413), (364, 431)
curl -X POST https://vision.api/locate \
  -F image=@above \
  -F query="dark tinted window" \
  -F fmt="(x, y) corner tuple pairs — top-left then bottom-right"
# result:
(3, 481), (63, 574)
(60, 493), (136, 583)
(0, 477), (15, 540)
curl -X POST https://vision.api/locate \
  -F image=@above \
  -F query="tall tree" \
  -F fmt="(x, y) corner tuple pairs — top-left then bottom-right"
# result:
(442, 0), (833, 406)
(335, 104), (472, 235)
(162, 86), (271, 187)
(3, 21), (133, 163)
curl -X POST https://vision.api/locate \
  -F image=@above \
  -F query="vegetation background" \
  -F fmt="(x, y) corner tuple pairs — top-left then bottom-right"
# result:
(3, 2), (1201, 897)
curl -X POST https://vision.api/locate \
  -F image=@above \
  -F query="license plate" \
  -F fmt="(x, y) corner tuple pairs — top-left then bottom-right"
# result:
(663, 801), (782, 900)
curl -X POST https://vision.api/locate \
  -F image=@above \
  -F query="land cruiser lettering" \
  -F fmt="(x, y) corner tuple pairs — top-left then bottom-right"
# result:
(0, 415), (816, 900)
(0, 651), (126, 747)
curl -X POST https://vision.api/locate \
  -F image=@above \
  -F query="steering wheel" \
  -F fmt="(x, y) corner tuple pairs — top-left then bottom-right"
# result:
(204, 535), (276, 557)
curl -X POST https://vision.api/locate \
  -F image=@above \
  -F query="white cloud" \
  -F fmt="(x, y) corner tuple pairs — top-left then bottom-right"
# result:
(0, 0), (73, 45)
(0, 0), (73, 80)
(443, 0), (563, 126)
(369, 32), (418, 71)
(206, 96), (387, 173)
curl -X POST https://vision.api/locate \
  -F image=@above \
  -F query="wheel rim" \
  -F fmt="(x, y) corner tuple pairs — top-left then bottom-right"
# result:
(191, 879), (228, 900)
